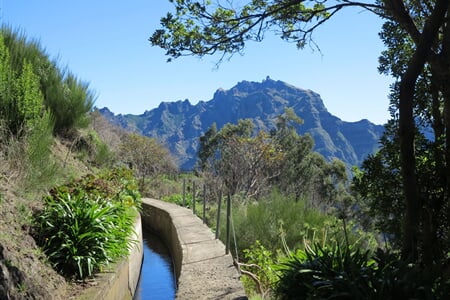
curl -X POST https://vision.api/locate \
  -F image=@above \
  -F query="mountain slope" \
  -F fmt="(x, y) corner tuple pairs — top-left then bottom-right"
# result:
(101, 78), (384, 170)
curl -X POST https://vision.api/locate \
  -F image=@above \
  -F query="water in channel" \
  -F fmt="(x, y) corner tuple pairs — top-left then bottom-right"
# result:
(134, 230), (176, 300)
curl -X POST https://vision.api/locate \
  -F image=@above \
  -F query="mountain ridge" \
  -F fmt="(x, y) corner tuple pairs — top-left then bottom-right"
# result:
(100, 78), (384, 170)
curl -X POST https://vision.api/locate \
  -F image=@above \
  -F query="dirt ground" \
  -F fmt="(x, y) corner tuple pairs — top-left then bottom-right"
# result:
(0, 184), (68, 300)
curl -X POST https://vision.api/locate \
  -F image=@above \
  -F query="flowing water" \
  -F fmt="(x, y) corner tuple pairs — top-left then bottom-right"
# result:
(134, 230), (176, 300)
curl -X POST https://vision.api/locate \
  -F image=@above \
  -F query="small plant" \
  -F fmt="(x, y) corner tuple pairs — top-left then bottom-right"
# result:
(240, 240), (279, 298)
(17, 283), (26, 294)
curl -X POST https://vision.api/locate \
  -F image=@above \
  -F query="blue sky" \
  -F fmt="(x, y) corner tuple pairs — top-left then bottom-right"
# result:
(1, 1), (392, 124)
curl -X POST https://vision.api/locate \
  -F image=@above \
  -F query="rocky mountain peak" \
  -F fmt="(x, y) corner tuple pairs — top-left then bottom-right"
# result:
(101, 79), (384, 170)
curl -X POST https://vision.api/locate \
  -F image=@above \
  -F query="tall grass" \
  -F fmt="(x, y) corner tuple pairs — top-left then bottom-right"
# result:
(220, 191), (367, 256)
(24, 110), (59, 191)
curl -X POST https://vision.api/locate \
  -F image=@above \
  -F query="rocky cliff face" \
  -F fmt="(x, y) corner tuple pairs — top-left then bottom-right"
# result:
(101, 78), (384, 170)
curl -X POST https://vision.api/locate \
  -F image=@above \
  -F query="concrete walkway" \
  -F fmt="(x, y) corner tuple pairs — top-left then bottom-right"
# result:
(141, 198), (247, 300)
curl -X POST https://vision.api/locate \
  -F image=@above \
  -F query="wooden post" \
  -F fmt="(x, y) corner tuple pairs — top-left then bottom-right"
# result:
(182, 178), (186, 207)
(226, 193), (231, 255)
(215, 191), (222, 240)
(202, 184), (206, 224)
(192, 181), (196, 215)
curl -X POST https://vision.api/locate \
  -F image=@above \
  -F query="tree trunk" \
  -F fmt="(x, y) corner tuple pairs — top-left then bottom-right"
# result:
(441, 4), (450, 252)
(397, 0), (449, 260)
(399, 72), (420, 261)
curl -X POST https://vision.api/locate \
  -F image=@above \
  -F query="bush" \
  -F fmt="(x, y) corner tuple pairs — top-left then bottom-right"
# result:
(275, 246), (450, 300)
(46, 72), (95, 136)
(33, 168), (141, 279)
(0, 31), (47, 137)
(275, 244), (374, 300)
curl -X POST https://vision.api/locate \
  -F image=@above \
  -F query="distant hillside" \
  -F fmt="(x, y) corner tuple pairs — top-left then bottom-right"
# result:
(100, 78), (384, 170)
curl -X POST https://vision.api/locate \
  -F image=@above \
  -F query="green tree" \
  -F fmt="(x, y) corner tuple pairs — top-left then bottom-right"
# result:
(199, 119), (282, 197)
(351, 0), (450, 266)
(198, 122), (218, 171)
(0, 32), (17, 133)
(119, 133), (177, 191)
(271, 108), (315, 201)
(353, 121), (404, 249)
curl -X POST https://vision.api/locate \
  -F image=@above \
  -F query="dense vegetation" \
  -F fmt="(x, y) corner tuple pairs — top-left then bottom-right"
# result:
(150, 0), (450, 299)
(33, 169), (142, 279)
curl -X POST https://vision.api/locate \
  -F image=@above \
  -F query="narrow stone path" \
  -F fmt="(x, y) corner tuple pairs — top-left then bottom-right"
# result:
(141, 198), (247, 300)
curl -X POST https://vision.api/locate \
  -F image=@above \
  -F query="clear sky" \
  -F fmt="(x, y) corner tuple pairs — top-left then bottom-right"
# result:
(1, 0), (392, 124)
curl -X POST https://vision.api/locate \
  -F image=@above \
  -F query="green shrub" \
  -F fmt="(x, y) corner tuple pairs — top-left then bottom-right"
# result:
(33, 168), (141, 279)
(58, 168), (142, 209)
(275, 246), (450, 300)
(241, 240), (280, 298)
(224, 191), (334, 255)
(45, 72), (95, 136)
(94, 142), (114, 167)
(0, 31), (48, 137)
(72, 129), (115, 167)
(275, 244), (375, 300)
(1, 26), (95, 137)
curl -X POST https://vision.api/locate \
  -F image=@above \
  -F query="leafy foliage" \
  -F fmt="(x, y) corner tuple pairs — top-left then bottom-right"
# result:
(45, 72), (95, 135)
(219, 191), (377, 258)
(276, 244), (375, 300)
(241, 240), (279, 297)
(150, 0), (344, 61)
(275, 246), (450, 300)
(162, 191), (194, 208)
(353, 2), (450, 265)
(0, 32), (46, 136)
(33, 168), (141, 279)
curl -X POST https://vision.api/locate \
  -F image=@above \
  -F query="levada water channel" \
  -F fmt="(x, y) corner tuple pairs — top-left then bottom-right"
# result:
(134, 229), (176, 300)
